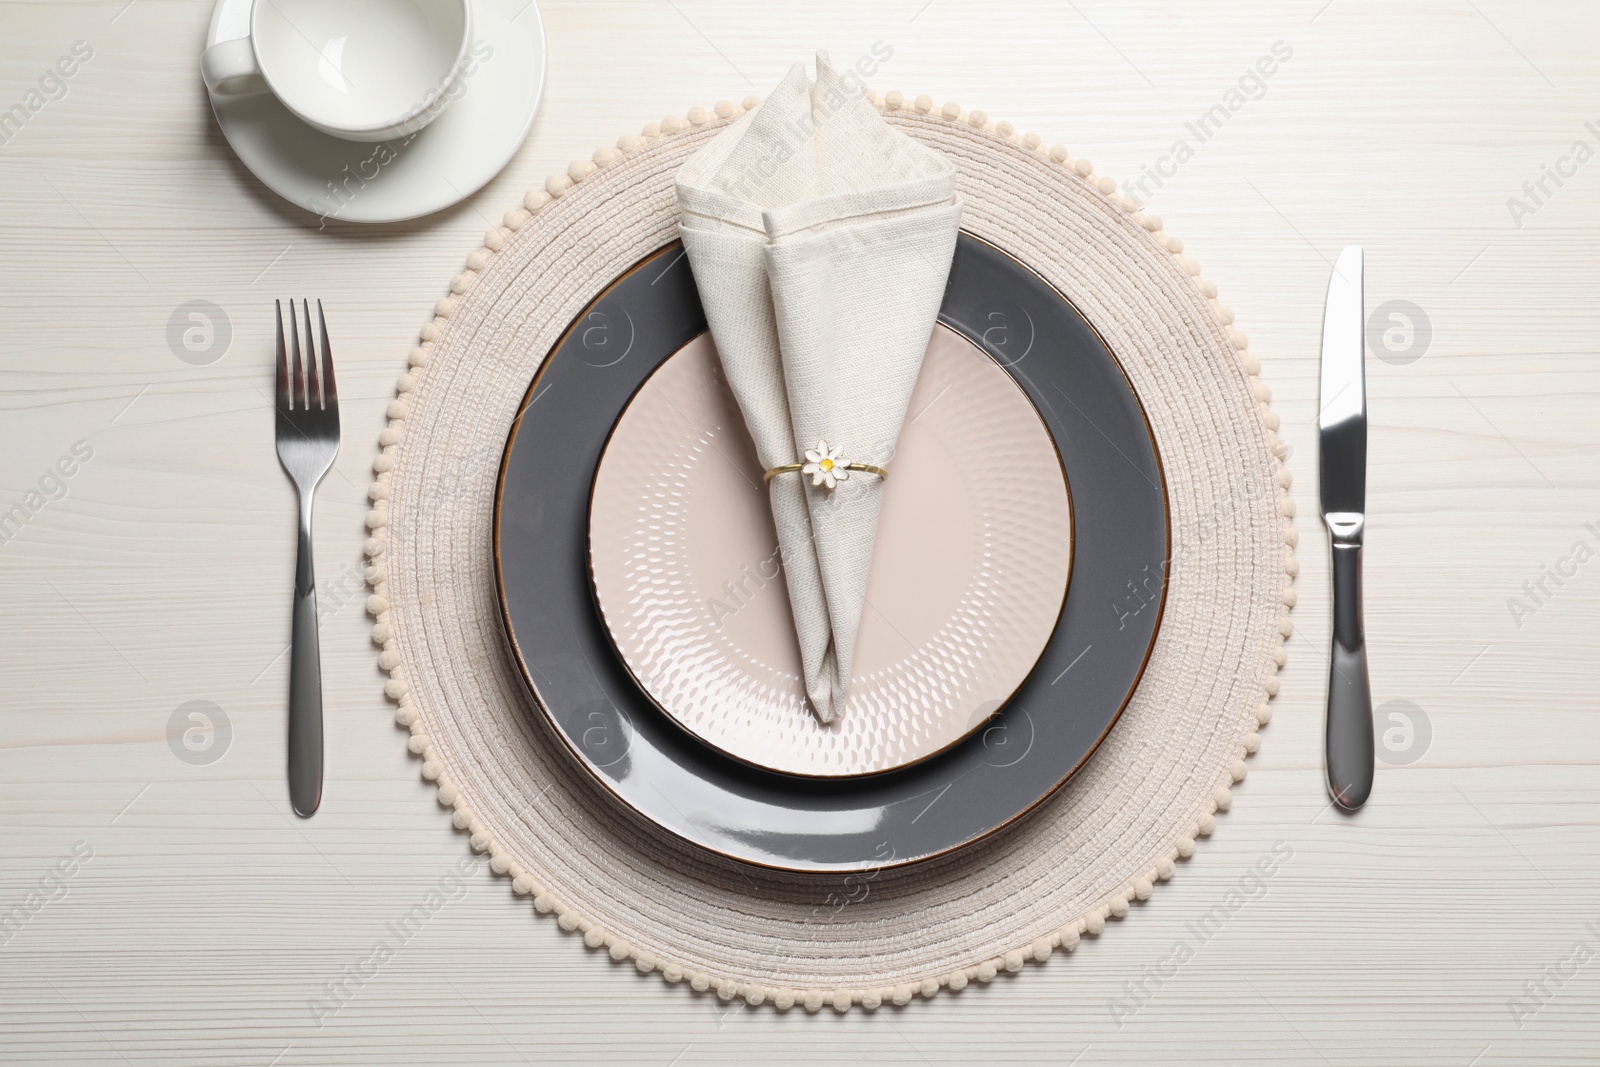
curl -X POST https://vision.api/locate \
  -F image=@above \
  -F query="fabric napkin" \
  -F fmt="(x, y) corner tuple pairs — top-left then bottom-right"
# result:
(675, 52), (962, 722)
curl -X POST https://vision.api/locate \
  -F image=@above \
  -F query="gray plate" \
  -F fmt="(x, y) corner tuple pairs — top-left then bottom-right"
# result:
(494, 234), (1169, 872)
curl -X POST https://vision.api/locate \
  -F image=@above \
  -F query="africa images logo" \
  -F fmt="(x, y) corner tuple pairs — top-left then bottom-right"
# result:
(309, 41), (494, 228)
(0, 41), (94, 148)
(0, 441), (94, 547)
(1505, 121), (1600, 228)
(1126, 40), (1294, 206)
(1108, 841), (1294, 1027)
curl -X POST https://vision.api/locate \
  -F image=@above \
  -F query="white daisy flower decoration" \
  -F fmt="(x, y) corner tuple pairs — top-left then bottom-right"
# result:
(801, 440), (850, 490)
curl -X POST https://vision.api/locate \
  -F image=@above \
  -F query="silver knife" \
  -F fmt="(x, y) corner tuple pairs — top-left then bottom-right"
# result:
(1318, 245), (1374, 810)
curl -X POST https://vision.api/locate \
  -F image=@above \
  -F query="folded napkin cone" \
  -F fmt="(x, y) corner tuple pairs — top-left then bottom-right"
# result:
(675, 54), (962, 722)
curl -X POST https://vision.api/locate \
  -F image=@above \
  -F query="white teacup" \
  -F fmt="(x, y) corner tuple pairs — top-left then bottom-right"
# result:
(202, 0), (472, 142)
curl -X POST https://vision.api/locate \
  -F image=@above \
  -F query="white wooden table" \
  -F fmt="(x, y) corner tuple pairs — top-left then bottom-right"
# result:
(3, 1), (1597, 1063)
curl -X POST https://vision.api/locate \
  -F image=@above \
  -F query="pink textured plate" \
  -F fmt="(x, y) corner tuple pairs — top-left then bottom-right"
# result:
(587, 324), (1072, 777)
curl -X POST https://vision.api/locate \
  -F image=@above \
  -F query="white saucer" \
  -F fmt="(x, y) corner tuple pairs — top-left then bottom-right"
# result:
(205, 0), (545, 224)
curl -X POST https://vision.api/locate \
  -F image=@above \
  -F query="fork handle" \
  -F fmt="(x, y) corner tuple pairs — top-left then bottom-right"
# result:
(289, 493), (324, 817)
(1325, 541), (1374, 811)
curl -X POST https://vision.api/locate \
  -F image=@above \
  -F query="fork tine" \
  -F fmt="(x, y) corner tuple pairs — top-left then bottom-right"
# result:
(289, 298), (304, 411)
(274, 300), (289, 411)
(316, 300), (336, 407)
(302, 298), (319, 410)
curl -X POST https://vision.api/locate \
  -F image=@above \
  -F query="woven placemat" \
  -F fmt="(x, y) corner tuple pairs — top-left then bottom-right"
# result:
(363, 93), (1296, 1010)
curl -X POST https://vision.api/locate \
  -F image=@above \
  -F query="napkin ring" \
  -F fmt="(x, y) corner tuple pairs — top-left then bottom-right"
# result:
(764, 440), (886, 491)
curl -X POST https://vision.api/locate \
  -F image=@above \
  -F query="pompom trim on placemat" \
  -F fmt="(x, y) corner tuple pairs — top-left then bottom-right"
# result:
(362, 92), (1297, 1010)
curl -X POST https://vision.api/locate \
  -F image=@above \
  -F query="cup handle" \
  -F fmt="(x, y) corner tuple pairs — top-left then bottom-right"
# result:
(201, 37), (268, 97)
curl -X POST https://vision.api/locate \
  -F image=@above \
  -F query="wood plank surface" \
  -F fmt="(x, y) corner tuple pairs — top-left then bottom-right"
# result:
(2, 1), (1597, 1063)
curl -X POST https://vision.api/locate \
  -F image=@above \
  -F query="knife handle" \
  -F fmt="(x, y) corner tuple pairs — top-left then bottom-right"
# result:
(1326, 541), (1374, 810)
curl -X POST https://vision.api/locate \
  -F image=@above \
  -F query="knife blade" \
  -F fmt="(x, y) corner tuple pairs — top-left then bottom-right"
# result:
(1318, 245), (1374, 810)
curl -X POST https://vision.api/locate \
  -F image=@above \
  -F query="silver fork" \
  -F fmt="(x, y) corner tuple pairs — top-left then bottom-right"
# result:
(275, 299), (340, 817)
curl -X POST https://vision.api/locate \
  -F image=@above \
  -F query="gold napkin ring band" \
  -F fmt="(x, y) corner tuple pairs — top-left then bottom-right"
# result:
(763, 461), (888, 484)
(763, 440), (885, 490)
